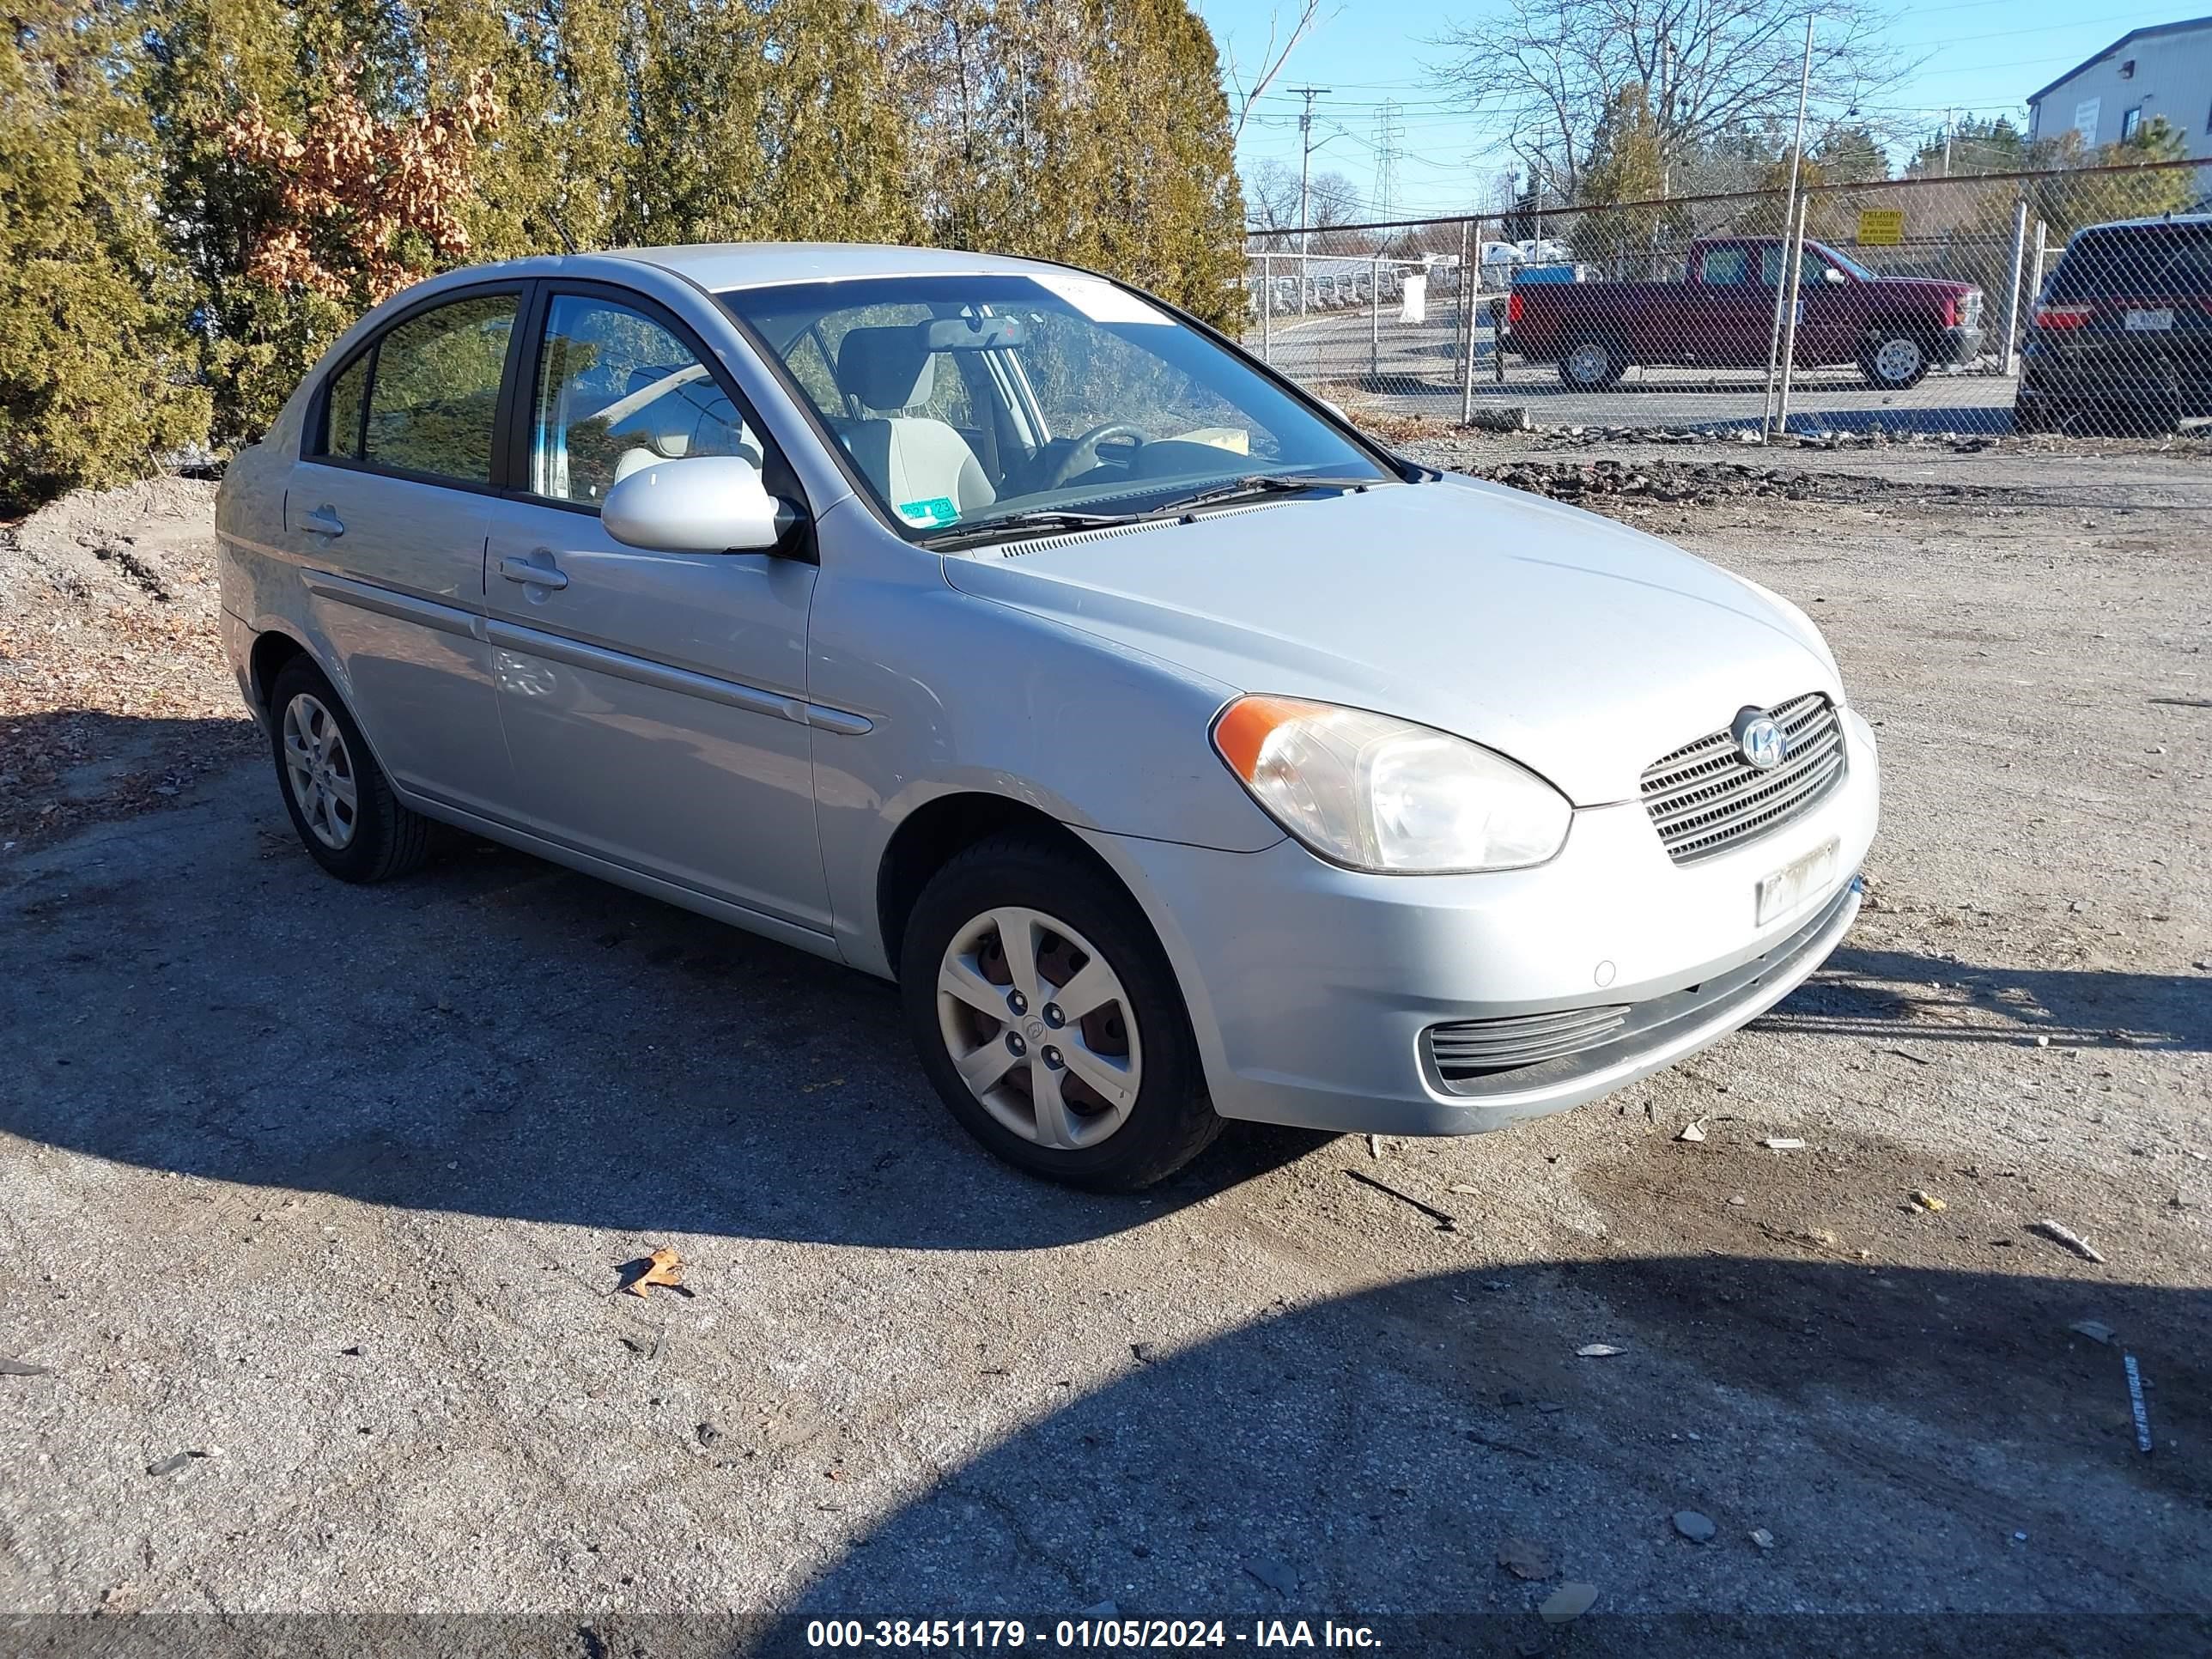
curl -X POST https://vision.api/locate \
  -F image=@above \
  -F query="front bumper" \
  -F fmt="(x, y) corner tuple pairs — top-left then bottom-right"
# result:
(1939, 323), (1984, 365)
(1079, 706), (1878, 1136)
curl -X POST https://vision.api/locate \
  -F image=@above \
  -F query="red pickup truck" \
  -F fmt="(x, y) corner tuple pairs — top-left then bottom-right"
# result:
(1505, 237), (1985, 392)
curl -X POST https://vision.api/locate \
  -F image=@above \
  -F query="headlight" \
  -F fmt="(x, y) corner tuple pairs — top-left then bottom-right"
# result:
(1212, 696), (1571, 872)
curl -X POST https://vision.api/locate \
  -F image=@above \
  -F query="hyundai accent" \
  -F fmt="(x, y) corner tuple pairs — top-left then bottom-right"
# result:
(214, 244), (1878, 1188)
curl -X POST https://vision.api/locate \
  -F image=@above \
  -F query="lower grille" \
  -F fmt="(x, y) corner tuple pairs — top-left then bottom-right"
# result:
(1640, 693), (1845, 865)
(1425, 1004), (1630, 1083)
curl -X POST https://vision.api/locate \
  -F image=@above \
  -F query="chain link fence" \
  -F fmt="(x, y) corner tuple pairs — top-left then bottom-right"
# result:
(1243, 157), (2212, 442)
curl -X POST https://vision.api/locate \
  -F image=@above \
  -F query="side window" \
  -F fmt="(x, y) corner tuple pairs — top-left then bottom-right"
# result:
(1701, 247), (1749, 285)
(319, 354), (368, 459)
(1757, 245), (1827, 288)
(362, 293), (516, 483)
(530, 295), (761, 505)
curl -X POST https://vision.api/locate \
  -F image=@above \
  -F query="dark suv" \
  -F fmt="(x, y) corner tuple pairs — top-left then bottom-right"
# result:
(2015, 215), (2212, 434)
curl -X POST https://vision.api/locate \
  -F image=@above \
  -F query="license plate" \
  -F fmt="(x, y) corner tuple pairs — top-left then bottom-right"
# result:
(1756, 839), (1839, 927)
(2125, 308), (2174, 331)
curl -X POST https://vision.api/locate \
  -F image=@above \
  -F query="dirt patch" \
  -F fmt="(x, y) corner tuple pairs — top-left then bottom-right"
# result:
(1464, 456), (2006, 511)
(0, 475), (257, 849)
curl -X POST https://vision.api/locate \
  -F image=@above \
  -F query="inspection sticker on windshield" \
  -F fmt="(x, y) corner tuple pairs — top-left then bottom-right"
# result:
(897, 496), (960, 528)
(1030, 273), (1171, 325)
(1755, 838), (1838, 928)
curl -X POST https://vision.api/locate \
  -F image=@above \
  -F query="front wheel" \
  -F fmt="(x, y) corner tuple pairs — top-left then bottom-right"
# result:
(1860, 329), (1930, 390)
(900, 833), (1219, 1189)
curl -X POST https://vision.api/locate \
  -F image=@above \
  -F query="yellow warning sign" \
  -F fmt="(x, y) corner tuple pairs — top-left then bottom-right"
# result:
(1856, 209), (1904, 246)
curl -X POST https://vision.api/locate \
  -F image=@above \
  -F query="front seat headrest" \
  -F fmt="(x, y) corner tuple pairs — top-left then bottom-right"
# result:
(836, 325), (935, 412)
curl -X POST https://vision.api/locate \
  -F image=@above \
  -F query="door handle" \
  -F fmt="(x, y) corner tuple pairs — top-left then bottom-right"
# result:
(499, 555), (569, 591)
(301, 506), (344, 538)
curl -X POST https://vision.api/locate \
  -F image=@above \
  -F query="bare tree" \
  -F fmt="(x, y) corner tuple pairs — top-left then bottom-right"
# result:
(1220, 0), (1330, 143)
(1243, 156), (1362, 230)
(1428, 0), (1913, 201)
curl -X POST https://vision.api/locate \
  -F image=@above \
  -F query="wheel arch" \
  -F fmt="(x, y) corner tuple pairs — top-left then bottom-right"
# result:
(875, 792), (1147, 984)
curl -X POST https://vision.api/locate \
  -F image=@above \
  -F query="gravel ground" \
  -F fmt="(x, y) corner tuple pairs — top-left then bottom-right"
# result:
(1, 450), (2208, 1654)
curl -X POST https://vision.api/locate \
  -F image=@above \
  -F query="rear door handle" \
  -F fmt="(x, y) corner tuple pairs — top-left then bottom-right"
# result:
(499, 555), (569, 591)
(301, 506), (344, 538)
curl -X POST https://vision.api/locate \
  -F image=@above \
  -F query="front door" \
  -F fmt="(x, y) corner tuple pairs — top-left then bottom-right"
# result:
(281, 287), (519, 818)
(481, 287), (830, 934)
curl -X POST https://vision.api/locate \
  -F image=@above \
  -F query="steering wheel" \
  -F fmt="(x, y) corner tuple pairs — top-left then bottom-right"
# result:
(1044, 422), (1146, 489)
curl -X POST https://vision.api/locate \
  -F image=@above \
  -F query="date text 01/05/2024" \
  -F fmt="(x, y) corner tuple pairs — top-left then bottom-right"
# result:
(805, 1618), (1384, 1649)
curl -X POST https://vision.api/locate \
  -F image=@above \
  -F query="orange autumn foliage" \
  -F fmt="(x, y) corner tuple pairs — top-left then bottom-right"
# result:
(221, 69), (501, 307)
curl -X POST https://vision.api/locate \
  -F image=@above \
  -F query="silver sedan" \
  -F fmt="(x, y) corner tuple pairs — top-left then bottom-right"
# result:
(215, 243), (1877, 1188)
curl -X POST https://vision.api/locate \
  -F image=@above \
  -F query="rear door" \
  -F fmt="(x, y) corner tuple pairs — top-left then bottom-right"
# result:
(480, 283), (830, 934)
(279, 286), (520, 817)
(2049, 223), (2212, 398)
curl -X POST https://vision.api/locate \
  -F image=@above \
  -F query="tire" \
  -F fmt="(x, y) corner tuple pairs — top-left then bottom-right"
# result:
(1859, 327), (1930, 391)
(1558, 335), (1628, 390)
(899, 830), (1220, 1190)
(2012, 393), (2058, 434)
(267, 655), (434, 884)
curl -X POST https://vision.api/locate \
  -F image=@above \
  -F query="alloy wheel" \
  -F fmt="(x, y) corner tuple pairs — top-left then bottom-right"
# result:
(1566, 342), (1611, 386)
(1871, 336), (1923, 386)
(281, 692), (359, 850)
(935, 905), (1142, 1151)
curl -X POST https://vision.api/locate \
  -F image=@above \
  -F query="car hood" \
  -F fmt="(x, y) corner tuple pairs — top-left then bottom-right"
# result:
(942, 476), (1844, 806)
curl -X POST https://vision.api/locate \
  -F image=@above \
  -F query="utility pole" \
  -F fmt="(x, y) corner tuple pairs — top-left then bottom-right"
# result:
(1942, 107), (1956, 177)
(1290, 85), (1332, 315)
(1372, 100), (1402, 219)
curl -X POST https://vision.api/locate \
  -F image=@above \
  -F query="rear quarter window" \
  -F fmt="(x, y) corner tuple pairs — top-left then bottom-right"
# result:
(319, 355), (368, 459)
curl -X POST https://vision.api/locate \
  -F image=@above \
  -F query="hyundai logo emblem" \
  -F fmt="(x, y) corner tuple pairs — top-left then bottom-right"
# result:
(1732, 708), (1786, 770)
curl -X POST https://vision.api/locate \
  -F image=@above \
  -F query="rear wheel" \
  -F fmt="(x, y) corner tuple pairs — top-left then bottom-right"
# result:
(267, 656), (433, 883)
(900, 832), (1219, 1190)
(1859, 328), (1930, 391)
(1558, 335), (1628, 390)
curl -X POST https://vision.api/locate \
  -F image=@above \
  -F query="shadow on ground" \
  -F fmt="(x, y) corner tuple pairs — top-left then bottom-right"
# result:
(732, 1255), (2211, 1650)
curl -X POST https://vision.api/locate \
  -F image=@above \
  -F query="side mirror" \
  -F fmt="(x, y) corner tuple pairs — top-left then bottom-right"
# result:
(602, 456), (800, 554)
(1822, 265), (1847, 285)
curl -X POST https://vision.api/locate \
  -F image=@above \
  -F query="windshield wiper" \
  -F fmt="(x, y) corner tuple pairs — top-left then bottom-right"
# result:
(1151, 474), (1377, 515)
(920, 507), (1150, 550)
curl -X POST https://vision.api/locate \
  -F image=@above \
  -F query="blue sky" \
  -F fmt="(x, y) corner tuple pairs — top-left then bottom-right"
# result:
(1197, 0), (2192, 216)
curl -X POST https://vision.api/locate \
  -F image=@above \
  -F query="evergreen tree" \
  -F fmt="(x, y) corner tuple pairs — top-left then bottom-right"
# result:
(1, 0), (208, 512)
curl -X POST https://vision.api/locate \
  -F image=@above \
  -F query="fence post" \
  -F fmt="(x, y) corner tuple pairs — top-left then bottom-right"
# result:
(2027, 221), (2050, 335)
(2001, 193), (2030, 380)
(1773, 196), (1811, 438)
(1492, 297), (1507, 384)
(1462, 223), (1480, 424)
(1261, 249), (1273, 365)
(1370, 254), (1381, 383)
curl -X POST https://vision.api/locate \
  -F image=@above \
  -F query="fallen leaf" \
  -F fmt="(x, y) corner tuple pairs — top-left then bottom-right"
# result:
(2068, 1319), (2116, 1345)
(1676, 1120), (1706, 1142)
(1497, 1535), (1553, 1580)
(1577, 1342), (1624, 1358)
(1243, 1557), (1297, 1595)
(622, 1246), (684, 1298)
(1749, 1528), (1776, 1550)
(1540, 1583), (1598, 1624)
(1910, 1190), (1947, 1212)
(1449, 1183), (1480, 1194)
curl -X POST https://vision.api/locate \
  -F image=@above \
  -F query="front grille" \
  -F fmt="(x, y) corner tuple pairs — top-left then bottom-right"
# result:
(1640, 693), (1844, 865)
(1425, 1004), (1631, 1083)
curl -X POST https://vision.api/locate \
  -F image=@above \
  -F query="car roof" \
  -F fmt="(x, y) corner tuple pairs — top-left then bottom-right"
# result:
(604, 242), (1079, 293)
(2067, 214), (2212, 237)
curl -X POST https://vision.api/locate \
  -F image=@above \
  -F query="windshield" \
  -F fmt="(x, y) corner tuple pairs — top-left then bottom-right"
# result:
(1815, 243), (1878, 282)
(720, 272), (1393, 541)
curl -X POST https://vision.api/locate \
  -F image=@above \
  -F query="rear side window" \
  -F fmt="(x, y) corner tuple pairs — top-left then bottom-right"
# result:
(319, 355), (368, 459)
(2050, 226), (2212, 300)
(361, 293), (518, 483)
(1701, 248), (1751, 285)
